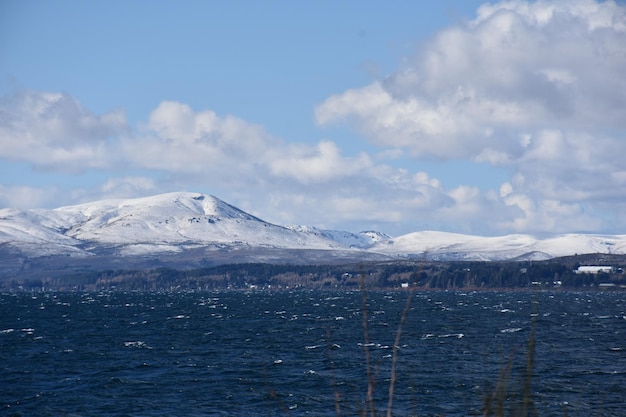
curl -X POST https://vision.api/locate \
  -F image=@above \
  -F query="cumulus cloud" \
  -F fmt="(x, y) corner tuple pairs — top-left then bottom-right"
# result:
(317, 0), (625, 155)
(99, 176), (157, 197)
(116, 100), (276, 189)
(315, 0), (626, 234)
(0, 185), (61, 209)
(0, 85), (610, 234)
(0, 90), (128, 171)
(0, 91), (465, 232)
(123, 101), (380, 188)
(269, 141), (373, 183)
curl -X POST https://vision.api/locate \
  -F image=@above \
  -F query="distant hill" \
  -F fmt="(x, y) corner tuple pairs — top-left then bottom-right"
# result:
(2, 191), (626, 278)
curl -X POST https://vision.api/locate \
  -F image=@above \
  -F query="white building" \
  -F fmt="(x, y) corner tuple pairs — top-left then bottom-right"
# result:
(575, 266), (615, 274)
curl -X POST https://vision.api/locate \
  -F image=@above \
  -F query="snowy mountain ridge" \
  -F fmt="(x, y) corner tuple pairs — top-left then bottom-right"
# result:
(0, 192), (350, 257)
(1, 192), (626, 265)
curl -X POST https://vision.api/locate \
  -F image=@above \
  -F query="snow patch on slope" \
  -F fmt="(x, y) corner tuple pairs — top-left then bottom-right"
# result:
(286, 225), (390, 248)
(0, 208), (88, 256)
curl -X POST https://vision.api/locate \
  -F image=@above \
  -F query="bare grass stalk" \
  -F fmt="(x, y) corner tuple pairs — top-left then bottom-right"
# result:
(483, 351), (514, 416)
(520, 300), (537, 417)
(352, 281), (539, 417)
(484, 297), (538, 417)
(327, 328), (342, 417)
(386, 289), (414, 417)
(359, 273), (376, 417)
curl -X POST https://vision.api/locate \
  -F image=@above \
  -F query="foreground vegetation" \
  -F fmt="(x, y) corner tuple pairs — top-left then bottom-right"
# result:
(3, 253), (626, 291)
(267, 279), (543, 417)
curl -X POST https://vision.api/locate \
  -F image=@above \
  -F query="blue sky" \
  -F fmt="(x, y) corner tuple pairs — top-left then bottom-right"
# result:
(1, 0), (625, 237)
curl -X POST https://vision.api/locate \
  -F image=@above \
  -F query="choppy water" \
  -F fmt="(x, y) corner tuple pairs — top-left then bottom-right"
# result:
(1, 290), (625, 416)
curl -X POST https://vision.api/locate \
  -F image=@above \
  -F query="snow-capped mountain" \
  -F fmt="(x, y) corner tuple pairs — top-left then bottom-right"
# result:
(2, 192), (626, 274)
(0, 192), (352, 257)
(371, 231), (626, 261)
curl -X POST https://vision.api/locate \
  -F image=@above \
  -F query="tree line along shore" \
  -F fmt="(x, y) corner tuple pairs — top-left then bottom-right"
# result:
(4, 253), (626, 291)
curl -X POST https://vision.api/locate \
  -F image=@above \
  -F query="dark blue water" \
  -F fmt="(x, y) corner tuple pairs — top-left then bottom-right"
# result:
(1, 290), (625, 416)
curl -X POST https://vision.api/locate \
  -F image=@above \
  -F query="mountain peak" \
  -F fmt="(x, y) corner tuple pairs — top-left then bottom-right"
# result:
(3, 192), (626, 270)
(143, 192), (260, 220)
(1, 191), (356, 256)
(51, 192), (261, 223)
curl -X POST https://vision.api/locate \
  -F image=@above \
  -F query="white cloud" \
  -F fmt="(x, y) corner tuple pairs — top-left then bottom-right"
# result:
(0, 92), (472, 233)
(0, 185), (60, 209)
(500, 193), (604, 233)
(2, 86), (622, 234)
(269, 141), (372, 183)
(314, 0), (626, 234)
(122, 101), (383, 189)
(100, 176), (156, 195)
(123, 100), (278, 179)
(516, 129), (626, 202)
(474, 0), (626, 31)
(500, 182), (513, 198)
(317, 0), (626, 157)
(0, 90), (128, 171)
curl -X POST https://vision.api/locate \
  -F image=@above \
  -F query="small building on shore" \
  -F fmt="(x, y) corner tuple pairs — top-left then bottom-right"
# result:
(575, 266), (615, 274)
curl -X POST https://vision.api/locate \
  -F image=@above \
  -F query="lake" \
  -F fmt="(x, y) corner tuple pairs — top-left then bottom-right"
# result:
(1, 290), (624, 416)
